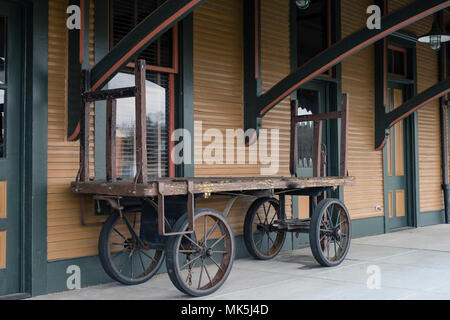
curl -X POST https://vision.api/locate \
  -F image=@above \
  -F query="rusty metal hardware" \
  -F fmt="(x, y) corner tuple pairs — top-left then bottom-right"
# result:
(157, 180), (195, 236)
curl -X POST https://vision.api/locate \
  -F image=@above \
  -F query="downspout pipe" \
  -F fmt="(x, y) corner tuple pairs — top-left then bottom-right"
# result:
(443, 183), (450, 224)
(438, 11), (450, 224)
(441, 99), (450, 224)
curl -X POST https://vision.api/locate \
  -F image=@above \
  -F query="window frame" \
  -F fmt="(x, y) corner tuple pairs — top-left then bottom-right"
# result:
(388, 45), (408, 79)
(107, 0), (178, 178)
(296, 0), (333, 78)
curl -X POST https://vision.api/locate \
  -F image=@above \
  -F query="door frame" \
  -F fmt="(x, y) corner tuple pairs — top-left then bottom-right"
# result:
(383, 82), (415, 230)
(381, 35), (419, 232)
(23, 0), (49, 297)
(295, 81), (328, 178)
(0, 0), (49, 298)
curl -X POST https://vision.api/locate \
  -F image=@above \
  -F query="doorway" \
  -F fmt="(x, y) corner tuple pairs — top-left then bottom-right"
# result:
(295, 82), (327, 219)
(384, 83), (413, 230)
(0, 1), (24, 296)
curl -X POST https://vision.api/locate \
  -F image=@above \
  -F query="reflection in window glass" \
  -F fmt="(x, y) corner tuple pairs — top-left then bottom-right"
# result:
(108, 72), (167, 178)
(297, 119), (314, 170)
(297, 89), (320, 173)
(0, 17), (5, 84)
(0, 89), (4, 158)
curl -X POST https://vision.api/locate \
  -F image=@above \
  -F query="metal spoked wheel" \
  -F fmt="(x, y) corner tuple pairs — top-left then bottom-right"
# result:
(309, 198), (351, 267)
(98, 210), (165, 285)
(166, 209), (235, 297)
(244, 197), (286, 260)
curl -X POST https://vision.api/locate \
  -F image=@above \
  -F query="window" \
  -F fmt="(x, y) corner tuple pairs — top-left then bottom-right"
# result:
(0, 90), (4, 158)
(388, 46), (407, 78)
(109, 0), (177, 178)
(296, 88), (321, 177)
(297, 0), (332, 76)
(0, 17), (5, 85)
(0, 17), (6, 158)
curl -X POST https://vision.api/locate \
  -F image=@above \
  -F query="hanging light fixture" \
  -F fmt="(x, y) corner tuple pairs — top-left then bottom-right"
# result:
(418, 16), (450, 52)
(295, 0), (311, 10)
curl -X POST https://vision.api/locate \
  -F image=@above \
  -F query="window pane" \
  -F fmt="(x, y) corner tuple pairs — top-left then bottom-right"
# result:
(297, 0), (329, 68)
(388, 48), (406, 77)
(108, 72), (168, 178)
(296, 89), (320, 174)
(393, 50), (405, 75)
(0, 89), (4, 158)
(0, 17), (6, 84)
(111, 0), (172, 68)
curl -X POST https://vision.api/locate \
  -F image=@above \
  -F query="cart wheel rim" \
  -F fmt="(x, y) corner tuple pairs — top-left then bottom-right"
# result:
(317, 201), (350, 264)
(173, 211), (234, 295)
(250, 199), (285, 258)
(107, 212), (164, 282)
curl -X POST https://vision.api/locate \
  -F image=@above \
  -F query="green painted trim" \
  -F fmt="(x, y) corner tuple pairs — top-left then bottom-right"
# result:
(410, 41), (420, 229)
(93, 0), (109, 180)
(67, 0), (91, 140)
(46, 255), (111, 294)
(243, 0), (262, 136)
(418, 210), (445, 227)
(27, 0), (49, 296)
(378, 33), (419, 232)
(177, 14), (194, 177)
(292, 197), (299, 219)
(289, 0), (297, 100)
(351, 216), (385, 238)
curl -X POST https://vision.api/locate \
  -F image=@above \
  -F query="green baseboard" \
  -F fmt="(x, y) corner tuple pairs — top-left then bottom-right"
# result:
(351, 216), (385, 238)
(418, 210), (445, 227)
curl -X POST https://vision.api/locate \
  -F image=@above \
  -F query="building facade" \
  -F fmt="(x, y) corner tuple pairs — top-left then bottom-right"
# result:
(0, 0), (449, 297)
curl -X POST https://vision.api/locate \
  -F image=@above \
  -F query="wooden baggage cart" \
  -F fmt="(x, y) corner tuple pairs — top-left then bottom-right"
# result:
(71, 60), (354, 297)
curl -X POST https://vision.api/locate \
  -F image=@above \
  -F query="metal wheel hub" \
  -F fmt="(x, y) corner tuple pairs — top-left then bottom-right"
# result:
(333, 228), (342, 239)
(123, 238), (136, 251)
(198, 247), (213, 258)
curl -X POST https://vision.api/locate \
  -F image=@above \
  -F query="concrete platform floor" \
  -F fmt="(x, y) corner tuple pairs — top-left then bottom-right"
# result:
(32, 224), (450, 300)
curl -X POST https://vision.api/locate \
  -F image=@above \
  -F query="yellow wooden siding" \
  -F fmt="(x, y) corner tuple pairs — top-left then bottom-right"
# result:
(0, 181), (6, 219)
(193, 0), (291, 235)
(390, 0), (444, 213)
(260, 0), (293, 218)
(342, 0), (384, 219)
(48, 0), (103, 261)
(0, 231), (5, 269)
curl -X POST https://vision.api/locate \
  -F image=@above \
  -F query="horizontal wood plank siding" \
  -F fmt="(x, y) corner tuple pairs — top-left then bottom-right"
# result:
(342, 0), (384, 220)
(260, 0), (292, 219)
(48, 0), (102, 261)
(193, 0), (291, 235)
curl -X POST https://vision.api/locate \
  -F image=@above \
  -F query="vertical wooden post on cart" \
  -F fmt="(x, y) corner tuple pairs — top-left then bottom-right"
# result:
(135, 59), (148, 184)
(340, 93), (349, 177)
(313, 121), (323, 178)
(79, 70), (90, 182)
(290, 100), (299, 176)
(106, 98), (117, 182)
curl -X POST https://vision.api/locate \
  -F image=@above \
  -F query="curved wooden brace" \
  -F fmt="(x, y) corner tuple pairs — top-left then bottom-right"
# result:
(89, 0), (205, 92)
(375, 78), (450, 150)
(255, 0), (450, 118)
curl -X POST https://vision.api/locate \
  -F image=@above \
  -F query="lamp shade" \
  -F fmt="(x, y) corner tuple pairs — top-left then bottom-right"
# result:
(295, 0), (310, 10)
(418, 18), (450, 51)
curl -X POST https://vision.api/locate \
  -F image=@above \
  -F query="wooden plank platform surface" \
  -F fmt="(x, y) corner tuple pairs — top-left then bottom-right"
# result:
(71, 176), (355, 197)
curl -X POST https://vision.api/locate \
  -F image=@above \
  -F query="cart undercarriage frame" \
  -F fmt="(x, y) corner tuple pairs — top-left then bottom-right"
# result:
(71, 59), (354, 297)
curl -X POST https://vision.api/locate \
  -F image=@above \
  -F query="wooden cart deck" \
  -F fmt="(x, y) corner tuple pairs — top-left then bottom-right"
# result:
(71, 176), (355, 197)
